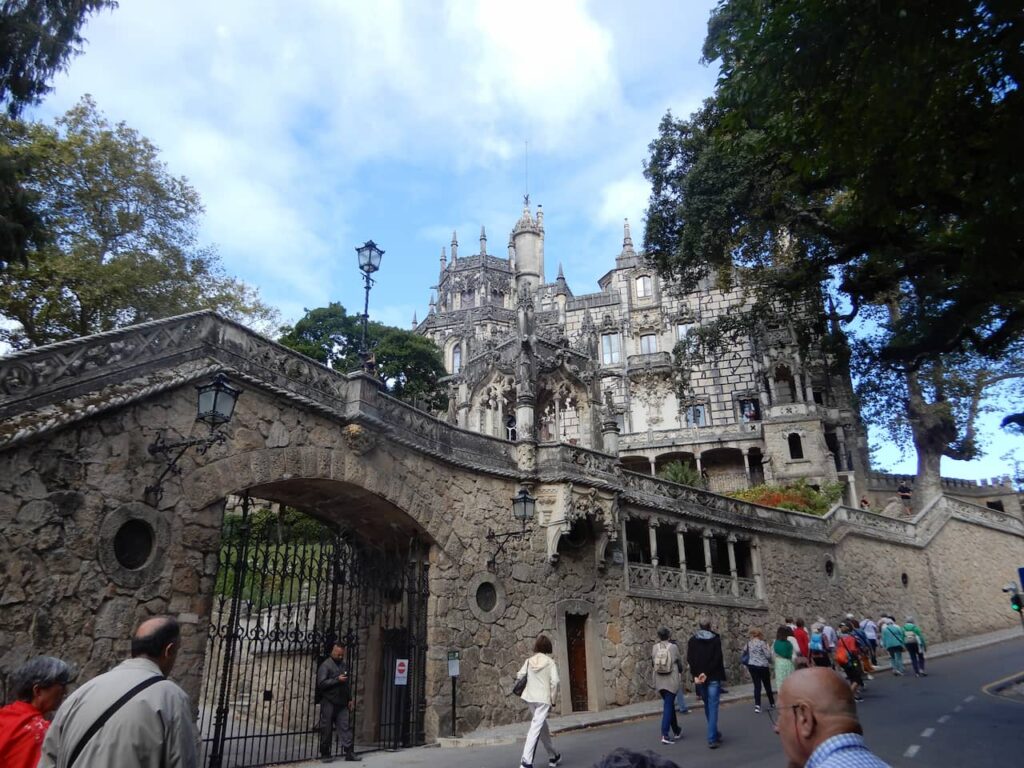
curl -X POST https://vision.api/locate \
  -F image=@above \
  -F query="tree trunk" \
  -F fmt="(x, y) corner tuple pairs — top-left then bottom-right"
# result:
(906, 369), (954, 513)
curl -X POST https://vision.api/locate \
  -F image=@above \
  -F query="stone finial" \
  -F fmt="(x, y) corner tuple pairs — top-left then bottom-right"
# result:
(557, 263), (565, 281)
(480, 226), (487, 256)
(508, 236), (515, 263)
(451, 231), (458, 260)
(623, 218), (635, 253)
(440, 246), (447, 270)
(429, 291), (436, 314)
(537, 204), (544, 227)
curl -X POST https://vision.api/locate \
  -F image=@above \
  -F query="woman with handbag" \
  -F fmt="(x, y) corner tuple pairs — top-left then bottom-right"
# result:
(902, 616), (928, 677)
(880, 618), (907, 676)
(743, 628), (774, 713)
(516, 634), (562, 768)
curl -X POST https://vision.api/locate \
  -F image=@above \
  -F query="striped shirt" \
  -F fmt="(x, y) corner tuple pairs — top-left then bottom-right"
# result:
(806, 733), (891, 768)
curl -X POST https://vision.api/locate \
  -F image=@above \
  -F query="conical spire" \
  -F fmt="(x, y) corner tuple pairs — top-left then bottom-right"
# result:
(411, 311), (418, 328)
(557, 263), (565, 280)
(480, 225), (487, 256)
(451, 231), (458, 261)
(622, 218), (635, 253)
(440, 245), (447, 270)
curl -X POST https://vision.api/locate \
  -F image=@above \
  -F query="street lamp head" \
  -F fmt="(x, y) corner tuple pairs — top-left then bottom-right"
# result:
(511, 487), (536, 525)
(195, 373), (241, 430)
(356, 240), (384, 275)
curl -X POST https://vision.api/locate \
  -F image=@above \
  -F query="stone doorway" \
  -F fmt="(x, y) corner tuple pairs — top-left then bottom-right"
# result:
(565, 614), (589, 712)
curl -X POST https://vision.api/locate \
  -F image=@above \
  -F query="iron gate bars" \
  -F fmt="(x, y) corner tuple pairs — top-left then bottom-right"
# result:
(198, 495), (429, 767)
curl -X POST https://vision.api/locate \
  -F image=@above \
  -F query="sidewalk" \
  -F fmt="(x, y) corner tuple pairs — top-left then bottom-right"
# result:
(289, 625), (1022, 765)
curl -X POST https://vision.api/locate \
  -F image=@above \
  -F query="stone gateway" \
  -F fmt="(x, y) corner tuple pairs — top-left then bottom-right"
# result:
(1, 311), (1022, 763)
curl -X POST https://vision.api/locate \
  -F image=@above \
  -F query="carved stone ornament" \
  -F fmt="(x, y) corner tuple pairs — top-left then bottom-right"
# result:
(545, 483), (619, 565)
(342, 423), (376, 455)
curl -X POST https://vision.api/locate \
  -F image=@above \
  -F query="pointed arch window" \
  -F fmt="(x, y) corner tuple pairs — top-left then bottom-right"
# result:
(451, 345), (461, 374)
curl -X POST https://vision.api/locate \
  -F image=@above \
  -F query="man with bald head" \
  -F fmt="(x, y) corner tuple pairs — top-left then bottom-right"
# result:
(39, 616), (198, 768)
(771, 668), (890, 767)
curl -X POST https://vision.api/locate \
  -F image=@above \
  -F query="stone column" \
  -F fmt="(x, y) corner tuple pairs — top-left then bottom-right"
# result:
(695, 455), (703, 475)
(648, 457), (657, 476)
(742, 451), (752, 485)
(515, 394), (537, 474)
(835, 427), (849, 471)
(648, 519), (659, 567)
(676, 525), (688, 589)
(702, 529), (713, 579)
(727, 534), (739, 597)
(601, 417), (620, 456)
(750, 539), (764, 599)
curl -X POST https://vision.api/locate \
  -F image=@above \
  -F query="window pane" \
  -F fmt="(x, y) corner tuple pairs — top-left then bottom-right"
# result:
(640, 334), (657, 354)
(636, 275), (652, 298)
(602, 333), (620, 364)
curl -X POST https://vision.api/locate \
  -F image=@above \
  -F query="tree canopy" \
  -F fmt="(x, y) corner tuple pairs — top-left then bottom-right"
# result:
(278, 302), (448, 411)
(0, 1), (118, 268)
(0, 97), (277, 349)
(644, 1), (1024, 500)
(646, 0), (1023, 369)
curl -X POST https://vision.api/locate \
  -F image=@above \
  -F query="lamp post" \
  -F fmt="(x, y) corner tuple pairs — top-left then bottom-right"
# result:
(356, 240), (384, 372)
(486, 487), (536, 571)
(145, 373), (241, 504)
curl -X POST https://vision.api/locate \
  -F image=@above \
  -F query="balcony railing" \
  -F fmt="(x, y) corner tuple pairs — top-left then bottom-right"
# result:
(626, 563), (761, 605)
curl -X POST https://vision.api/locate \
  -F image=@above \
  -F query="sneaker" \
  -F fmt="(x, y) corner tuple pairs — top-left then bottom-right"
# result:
(549, 753), (562, 768)
(921, 672), (928, 677)
(708, 742), (720, 750)
(854, 696), (864, 702)
(672, 728), (681, 738)
(865, 674), (874, 680)
(661, 737), (675, 745)
(753, 705), (761, 713)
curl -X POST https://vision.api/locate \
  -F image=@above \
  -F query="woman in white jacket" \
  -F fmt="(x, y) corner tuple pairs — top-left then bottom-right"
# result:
(517, 634), (562, 768)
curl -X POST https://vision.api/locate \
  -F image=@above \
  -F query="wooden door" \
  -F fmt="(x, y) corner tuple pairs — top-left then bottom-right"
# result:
(565, 614), (588, 711)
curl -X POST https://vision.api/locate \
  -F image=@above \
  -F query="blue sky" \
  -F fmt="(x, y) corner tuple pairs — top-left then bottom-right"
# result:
(35, 0), (1018, 482)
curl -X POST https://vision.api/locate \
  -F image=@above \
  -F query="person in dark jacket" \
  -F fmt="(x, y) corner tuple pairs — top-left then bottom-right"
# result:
(316, 642), (355, 762)
(686, 617), (725, 749)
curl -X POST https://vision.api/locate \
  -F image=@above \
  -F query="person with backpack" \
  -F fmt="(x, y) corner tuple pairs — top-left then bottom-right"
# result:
(834, 623), (865, 702)
(517, 634), (562, 768)
(652, 627), (682, 744)
(902, 617), (928, 677)
(880, 619), (907, 676)
(850, 622), (875, 679)
(742, 628), (774, 713)
(808, 623), (830, 668)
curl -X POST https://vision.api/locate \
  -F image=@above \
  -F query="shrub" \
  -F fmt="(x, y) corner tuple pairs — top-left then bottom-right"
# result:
(730, 479), (844, 516)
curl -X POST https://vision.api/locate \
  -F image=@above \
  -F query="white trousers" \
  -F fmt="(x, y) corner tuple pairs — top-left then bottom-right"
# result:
(520, 701), (555, 766)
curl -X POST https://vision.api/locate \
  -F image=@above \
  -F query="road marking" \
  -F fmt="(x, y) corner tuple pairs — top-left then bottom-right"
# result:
(937, 715), (950, 724)
(954, 705), (963, 712)
(981, 668), (1024, 704)
(964, 695), (975, 703)
(921, 728), (935, 738)
(904, 745), (920, 758)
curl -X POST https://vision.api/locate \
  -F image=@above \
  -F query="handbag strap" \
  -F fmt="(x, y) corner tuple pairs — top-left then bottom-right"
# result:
(68, 675), (164, 768)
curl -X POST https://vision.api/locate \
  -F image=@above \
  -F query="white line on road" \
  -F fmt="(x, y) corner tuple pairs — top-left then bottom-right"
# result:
(905, 745), (921, 758)
(954, 705), (963, 712)
(921, 728), (935, 738)
(937, 715), (950, 724)
(964, 695), (975, 703)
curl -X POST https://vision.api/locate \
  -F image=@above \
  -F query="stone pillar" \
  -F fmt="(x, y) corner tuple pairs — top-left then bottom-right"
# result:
(648, 457), (657, 476)
(515, 395), (537, 474)
(750, 539), (764, 599)
(695, 454), (703, 475)
(835, 427), (848, 471)
(676, 525), (688, 588)
(742, 451), (751, 484)
(648, 519), (659, 567)
(727, 534), (739, 597)
(702, 529), (713, 578)
(601, 417), (620, 456)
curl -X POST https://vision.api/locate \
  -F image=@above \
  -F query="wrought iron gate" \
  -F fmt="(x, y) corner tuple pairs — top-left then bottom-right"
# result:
(199, 494), (429, 767)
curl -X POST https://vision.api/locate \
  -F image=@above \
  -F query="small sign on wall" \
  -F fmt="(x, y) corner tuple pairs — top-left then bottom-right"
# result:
(395, 658), (409, 686)
(448, 650), (460, 677)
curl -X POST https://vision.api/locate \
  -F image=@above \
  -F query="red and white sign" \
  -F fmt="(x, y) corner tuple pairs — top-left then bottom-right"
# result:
(394, 658), (409, 686)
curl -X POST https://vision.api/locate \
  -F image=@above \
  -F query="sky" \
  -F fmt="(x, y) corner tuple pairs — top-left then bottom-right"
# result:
(33, 0), (1019, 483)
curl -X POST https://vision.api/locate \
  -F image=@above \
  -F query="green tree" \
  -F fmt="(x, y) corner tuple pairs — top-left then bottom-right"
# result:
(0, 97), (277, 348)
(0, 1), (118, 268)
(279, 302), (448, 411)
(644, 1), (1024, 507)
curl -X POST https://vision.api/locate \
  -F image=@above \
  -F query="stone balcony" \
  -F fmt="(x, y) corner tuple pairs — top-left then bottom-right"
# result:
(626, 351), (673, 373)
(626, 562), (762, 607)
(618, 421), (763, 451)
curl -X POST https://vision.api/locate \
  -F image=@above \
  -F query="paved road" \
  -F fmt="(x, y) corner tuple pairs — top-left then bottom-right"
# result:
(322, 636), (1024, 768)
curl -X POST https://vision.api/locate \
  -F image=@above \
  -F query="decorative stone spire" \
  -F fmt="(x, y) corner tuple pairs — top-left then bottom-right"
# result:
(480, 226), (487, 256)
(429, 291), (436, 314)
(451, 231), (458, 261)
(411, 311), (418, 328)
(440, 246), (447, 271)
(622, 218), (635, 254)
(554, 262), (569, 296)
(508, 235), (515, 264)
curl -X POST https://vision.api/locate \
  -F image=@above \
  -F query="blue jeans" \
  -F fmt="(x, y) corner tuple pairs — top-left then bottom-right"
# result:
(659, 690), (676, 738)
(675, 686), (689, 713)
(695, 681), (722, 745)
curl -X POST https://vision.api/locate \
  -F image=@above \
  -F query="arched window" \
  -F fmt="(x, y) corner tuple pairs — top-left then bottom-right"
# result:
(788, 433), (804, 460)
(635, 275), (653, 298)
(451, 345), (461, 374)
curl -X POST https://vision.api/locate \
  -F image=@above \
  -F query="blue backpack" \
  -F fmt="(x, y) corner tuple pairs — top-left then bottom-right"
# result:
(809, 632), (824, 652)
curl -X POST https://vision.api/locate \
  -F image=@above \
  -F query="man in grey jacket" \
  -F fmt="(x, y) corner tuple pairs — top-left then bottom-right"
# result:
(316, 641), (355, 762)
(38, 616), (198, 768)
